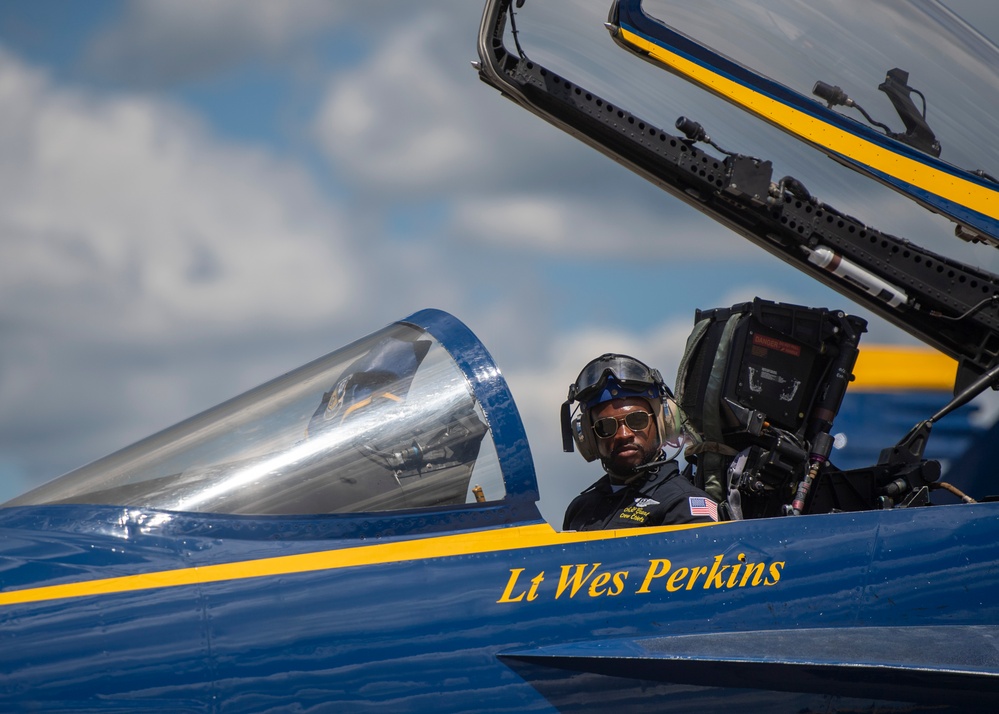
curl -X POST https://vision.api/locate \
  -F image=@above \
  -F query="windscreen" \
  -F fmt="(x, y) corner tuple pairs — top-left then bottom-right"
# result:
(3, 322), (506, 515)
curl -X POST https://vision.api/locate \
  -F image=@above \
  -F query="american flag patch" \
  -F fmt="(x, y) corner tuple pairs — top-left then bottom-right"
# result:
(689, 496), (718, 521)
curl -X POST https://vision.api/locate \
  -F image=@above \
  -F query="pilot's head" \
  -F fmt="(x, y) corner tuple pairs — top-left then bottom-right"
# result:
(560, 354), (677, 479)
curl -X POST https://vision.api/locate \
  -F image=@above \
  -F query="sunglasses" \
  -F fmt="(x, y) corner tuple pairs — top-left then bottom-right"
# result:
(592, 411), (653, 439)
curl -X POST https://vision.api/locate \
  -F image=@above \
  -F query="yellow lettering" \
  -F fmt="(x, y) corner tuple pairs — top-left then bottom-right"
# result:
(588, 572), (612, 597)
(765, 562), (785, 585)
(497, 568), (527, 603)
(685, 565), (708, 590)
(556, 563), (602, 599)
(608, 571), (628, 596)
(666, 567), (689, 592)
(726, 563), (743, 588)
(703, 554), (731, 590)
(740, 563), (766, 587)
(527, 571), (545, 601)
(502, 555), (782, 604)
(636, 559), (671, 593)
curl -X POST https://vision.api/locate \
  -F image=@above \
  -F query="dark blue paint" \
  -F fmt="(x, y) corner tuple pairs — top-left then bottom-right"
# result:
(3, 502), (998, 711)
(834, 391), (982, 473)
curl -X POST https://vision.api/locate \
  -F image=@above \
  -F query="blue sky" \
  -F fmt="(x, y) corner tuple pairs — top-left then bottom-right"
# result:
(1, 0), (997, 524)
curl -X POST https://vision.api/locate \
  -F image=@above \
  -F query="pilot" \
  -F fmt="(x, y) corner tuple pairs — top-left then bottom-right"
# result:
(560, 353), (719, 531)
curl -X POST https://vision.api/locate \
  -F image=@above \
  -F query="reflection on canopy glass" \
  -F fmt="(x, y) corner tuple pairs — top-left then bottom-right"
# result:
(4, 322), (506, 515)
(643, 0), (999, 176)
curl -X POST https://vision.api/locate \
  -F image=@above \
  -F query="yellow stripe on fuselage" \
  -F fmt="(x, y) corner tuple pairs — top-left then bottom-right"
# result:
(0, 520), (718, 607)
(617, 27), (998, 222)
(852, 345), (957, 392)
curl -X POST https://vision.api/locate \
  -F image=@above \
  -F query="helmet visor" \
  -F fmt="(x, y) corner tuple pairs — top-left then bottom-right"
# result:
(573, 354), (664, 404)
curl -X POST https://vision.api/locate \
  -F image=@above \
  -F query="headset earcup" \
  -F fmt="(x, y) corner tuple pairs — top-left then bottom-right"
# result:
(662, 397), (684, 447)
(572, 412), (599, 462)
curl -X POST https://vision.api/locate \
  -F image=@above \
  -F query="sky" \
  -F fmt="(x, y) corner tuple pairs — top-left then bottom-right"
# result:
(1, 0), (997, 525)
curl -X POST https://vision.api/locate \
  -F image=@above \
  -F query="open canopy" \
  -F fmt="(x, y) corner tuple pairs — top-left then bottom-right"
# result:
(614, 0), (999, 244)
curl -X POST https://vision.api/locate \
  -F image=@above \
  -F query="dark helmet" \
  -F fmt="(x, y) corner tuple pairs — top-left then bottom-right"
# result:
(560, 353), (680, 462)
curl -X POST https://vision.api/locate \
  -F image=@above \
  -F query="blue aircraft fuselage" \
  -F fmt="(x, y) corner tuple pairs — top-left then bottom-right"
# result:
(2, 497), (998, 711)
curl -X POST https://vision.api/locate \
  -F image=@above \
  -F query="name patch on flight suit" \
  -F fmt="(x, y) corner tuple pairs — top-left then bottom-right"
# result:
(618, 497), (659, 524)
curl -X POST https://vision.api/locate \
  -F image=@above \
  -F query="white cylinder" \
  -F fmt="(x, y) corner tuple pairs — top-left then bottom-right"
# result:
(805, 246), (909, 308)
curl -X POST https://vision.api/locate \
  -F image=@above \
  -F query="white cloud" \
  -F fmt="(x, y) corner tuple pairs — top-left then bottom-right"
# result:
(84, 0), (346, 85)
(0, 50), (355, 340)
(311, 8), (593, 196)
(313, 12), (486, 191)
(0, 49), (365, 485)
(455, 197), (568, 251)
(452, 192), (760, 258)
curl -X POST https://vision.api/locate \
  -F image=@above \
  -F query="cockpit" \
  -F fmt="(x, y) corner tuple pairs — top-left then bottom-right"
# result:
(2, 311), (529, 517)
